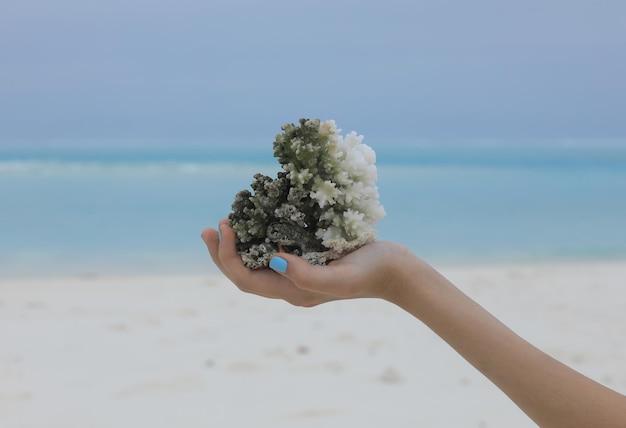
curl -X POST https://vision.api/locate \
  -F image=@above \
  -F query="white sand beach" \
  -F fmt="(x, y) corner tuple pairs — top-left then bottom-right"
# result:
(1, 261), (625, 427)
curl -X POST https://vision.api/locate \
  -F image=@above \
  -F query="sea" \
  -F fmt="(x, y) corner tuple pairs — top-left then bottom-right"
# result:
(1, 141), (625, 277)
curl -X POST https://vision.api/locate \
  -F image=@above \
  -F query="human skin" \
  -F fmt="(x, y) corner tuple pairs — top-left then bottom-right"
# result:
(202, 219), (626, 427)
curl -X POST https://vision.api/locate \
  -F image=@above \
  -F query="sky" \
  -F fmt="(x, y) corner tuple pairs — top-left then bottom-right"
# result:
(1, 0), (625, 144)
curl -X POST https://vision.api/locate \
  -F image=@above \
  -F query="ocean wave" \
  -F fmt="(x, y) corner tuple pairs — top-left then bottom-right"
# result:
(0, 160), (277, 177)
(2, 144), (626, 176)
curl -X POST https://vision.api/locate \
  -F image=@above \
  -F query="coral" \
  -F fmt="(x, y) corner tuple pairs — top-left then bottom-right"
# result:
(228, 118), (386, 269)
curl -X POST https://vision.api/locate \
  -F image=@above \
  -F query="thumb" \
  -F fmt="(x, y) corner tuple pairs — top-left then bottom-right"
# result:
(269, 253), (356, 298)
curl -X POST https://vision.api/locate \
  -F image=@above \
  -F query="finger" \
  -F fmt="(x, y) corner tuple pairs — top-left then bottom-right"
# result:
(202, 221), (258, 286)
(269, 252), (363, 299)
(201, 226), (229, 277)
(214, 223), (334, 305)
(214, 222), (253, 283)
(202, 217), (248, 281)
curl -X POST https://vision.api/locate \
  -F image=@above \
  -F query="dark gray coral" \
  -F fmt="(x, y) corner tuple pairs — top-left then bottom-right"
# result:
(228, 118), (383, 269)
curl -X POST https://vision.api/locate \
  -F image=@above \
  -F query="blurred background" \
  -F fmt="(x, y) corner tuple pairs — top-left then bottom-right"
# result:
(1, 0), (625, 276)
(2, 4), (626, 427)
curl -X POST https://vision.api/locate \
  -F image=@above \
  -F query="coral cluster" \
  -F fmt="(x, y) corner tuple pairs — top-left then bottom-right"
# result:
(228, 118), (386, 269)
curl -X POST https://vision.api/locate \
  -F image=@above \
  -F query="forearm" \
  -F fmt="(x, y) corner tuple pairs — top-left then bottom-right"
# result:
(386, 254), (626, 427)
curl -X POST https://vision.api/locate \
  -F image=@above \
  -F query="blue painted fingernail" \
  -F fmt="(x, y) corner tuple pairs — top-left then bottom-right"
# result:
(217, 225), (222, 243)
(269, 256), (288, 273)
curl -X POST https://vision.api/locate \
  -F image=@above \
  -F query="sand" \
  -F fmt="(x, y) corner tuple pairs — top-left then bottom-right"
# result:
(1, 261), (625, 427)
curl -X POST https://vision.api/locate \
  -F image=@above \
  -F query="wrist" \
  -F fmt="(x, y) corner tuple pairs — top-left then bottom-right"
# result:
(380, 246), (443, 316)
(375, 243), (422, 302)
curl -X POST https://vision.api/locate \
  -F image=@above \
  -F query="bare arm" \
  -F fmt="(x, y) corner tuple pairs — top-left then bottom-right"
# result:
(390, 257), (626, 427)
(202, 220), (626, 427)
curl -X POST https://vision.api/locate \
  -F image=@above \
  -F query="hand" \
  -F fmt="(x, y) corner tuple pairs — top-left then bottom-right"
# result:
(201, 218), (410, 307)
(202, 220), (626, 427)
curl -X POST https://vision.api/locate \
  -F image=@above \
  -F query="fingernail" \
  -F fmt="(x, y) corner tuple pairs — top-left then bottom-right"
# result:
(269, 256), (288, 273)
(217, 225), (222, 243)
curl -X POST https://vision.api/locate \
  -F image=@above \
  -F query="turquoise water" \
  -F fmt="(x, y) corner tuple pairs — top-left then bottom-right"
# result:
(1, 143), (625, 276)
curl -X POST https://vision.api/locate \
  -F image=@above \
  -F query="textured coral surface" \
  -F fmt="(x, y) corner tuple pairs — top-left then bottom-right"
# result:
(229, 118), (385, 269)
